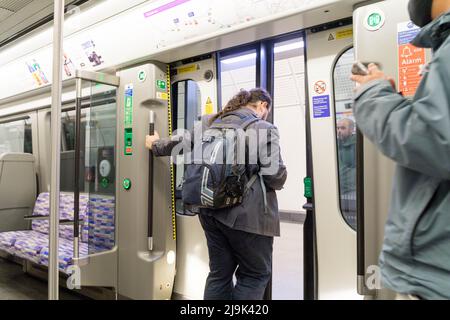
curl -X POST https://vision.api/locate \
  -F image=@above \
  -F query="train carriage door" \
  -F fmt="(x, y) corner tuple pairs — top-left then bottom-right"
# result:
(169, 56), (218, 300)
(305, 20), (360, 300)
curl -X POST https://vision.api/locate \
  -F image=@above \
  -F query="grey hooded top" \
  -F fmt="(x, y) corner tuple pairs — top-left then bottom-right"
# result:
(353, 12), (450, 299)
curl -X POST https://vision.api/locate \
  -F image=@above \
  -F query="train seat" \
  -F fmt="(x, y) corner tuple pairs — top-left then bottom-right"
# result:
(39, 238), (90, 272)
(13, 231), (52, 264)
(30, 192), (90, 242)
(0, 230), (34, 255)
(0, 192), (116, 273)
(0, 192), (89, 270)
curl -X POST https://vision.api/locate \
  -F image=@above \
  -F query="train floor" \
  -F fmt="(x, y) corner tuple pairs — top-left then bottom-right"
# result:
(273, 220), (304, 300)
(0, 258), (84, 300)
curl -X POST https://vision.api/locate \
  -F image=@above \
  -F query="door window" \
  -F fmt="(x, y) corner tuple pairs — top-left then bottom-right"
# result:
(172, 80), (202, 214)
(333, 47), (357, 230)
(0, 118), (32, 154)
(220, 49), (257, 105)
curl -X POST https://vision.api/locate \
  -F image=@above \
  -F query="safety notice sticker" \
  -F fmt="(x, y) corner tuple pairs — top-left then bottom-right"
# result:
(313, 95), (330, 118)
(397, 21), (425, 97)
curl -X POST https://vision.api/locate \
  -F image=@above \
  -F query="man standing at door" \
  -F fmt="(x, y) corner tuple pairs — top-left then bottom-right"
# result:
(351, 0), (450, 300)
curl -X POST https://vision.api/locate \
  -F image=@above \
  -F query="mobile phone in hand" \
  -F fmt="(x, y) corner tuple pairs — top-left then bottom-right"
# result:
(351, 61), (383, 76)
(351, 61), (369, 76)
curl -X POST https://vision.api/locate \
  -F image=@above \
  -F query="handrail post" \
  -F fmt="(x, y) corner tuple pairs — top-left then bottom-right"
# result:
(49, 0), (65, 301)
(148, 111), (155, 251)
(73, 78), (82, 260)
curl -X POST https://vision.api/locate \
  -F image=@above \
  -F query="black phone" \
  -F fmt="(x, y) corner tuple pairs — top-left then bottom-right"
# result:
(351, 61), (382, 76)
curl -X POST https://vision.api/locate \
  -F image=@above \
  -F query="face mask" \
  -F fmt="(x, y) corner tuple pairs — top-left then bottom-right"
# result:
(408, 0), (434, 27)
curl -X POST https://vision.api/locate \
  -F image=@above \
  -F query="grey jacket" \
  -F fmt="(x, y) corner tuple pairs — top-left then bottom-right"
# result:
(353, 12), (450, 299)
(153, 107), (287, 237)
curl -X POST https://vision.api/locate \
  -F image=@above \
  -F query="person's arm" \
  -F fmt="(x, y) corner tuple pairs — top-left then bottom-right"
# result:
(150, 136), (183, 157)
(352, 43), (450, 179)
(258, 124), (288, 191)
(146, 116), (209, 157)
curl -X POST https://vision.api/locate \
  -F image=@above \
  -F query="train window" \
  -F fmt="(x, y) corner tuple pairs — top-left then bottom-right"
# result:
(273, 37), (306, 214)
(0, 118), (32, 154)
(172, 80), (202, 215)
(220, 48), (257, 105)
(333, 47), (357, 230)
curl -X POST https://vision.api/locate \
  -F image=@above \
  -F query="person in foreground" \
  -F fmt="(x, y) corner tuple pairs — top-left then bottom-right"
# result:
(351, 0), (450, 300)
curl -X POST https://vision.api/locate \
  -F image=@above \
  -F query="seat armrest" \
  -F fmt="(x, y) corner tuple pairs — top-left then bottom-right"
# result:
(23, 215), (84, 225)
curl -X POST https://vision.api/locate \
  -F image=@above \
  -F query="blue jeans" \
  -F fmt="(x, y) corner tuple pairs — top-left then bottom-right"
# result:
(199, 215), (273, 300)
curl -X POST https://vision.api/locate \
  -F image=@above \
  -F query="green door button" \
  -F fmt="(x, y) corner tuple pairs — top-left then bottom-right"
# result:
(304, 177), (313, 199)
(123, 178), (132, 191)
(101, 177), (109, 189)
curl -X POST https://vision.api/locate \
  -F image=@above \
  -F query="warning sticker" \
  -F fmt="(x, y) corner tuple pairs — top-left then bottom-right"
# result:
(397, 21), (425, 97)
(205, 97), (214, 115)
(336, 28), (353, 40)
(178, 64), (199, 74)
(314, 81), (327, 95)
(313, 95), (331, 118)
(157, 91), (168, 100)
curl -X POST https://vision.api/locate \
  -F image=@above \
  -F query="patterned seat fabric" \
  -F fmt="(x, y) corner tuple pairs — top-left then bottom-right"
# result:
(31, 192), (89, 241)
(13, 231), (49, 264)
(0, 192), (116, 271)
(84, 195), (116, 253)
(39, 238), (89, 273)
(0, 231), (32, 255)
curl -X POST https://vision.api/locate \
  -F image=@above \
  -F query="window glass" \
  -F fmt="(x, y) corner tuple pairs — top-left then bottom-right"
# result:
(0, 118), (32, 154)
(273, 37), (306, 214)
(60, 90), (117, 195)
(334, 47), (357, 230)
(220, 49), (257, 105)
(173, 80), (202, 214)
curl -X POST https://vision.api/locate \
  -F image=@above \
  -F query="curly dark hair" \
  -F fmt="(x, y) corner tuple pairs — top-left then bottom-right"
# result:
(209, 88), (272, 125)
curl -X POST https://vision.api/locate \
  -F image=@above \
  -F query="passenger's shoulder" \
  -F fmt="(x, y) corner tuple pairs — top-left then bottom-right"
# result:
(254, 119), (278, 130)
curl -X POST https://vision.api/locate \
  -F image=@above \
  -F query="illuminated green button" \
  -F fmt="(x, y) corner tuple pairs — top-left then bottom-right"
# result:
(304, 177), (313, 199)
(367, 13), (382, 28)
(101, 177), (109, 189)
(123, 178), (132, 191)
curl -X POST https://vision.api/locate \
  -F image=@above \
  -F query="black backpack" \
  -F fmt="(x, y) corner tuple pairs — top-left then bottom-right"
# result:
(182, 112), (263, 211)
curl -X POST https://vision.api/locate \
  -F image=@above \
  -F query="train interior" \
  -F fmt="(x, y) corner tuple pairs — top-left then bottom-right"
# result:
(0, 0), (421, 300)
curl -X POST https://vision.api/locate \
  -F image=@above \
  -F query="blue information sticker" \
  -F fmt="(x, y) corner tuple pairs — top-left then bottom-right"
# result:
(313, 95), (331, 118)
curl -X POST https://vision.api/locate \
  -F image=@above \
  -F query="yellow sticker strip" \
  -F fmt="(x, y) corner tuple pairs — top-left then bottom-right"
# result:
(178, 64), (198, 74)
(167, 65), (177, 241)
(336, 28), (353, 40)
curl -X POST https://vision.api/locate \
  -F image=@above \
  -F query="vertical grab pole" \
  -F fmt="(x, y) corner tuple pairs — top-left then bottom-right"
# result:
(49, 0), (64, 301)
(73, 78), (82, 259)
(148, 111), (156, 251)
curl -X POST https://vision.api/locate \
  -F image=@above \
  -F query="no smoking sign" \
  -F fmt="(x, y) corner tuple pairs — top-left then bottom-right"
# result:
(314, 81), (327, 95)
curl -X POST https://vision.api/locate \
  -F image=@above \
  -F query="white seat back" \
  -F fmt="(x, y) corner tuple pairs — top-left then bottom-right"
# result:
(0, 153), (36, 231)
